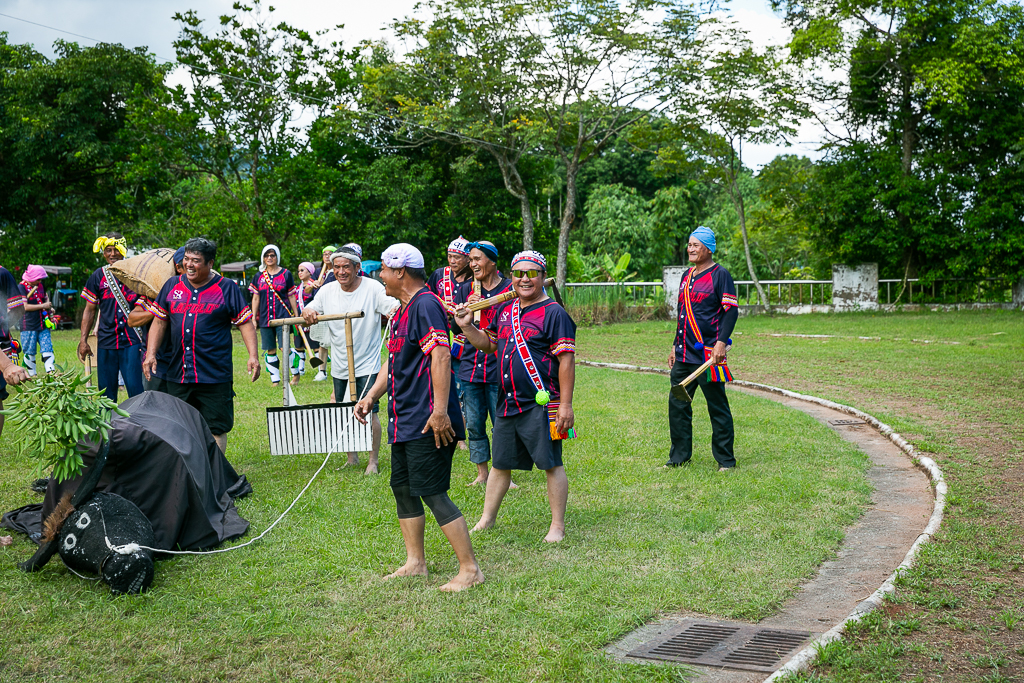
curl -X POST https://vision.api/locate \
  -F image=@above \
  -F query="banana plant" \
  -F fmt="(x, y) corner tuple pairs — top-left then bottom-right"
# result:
(0, 367), (128, 482)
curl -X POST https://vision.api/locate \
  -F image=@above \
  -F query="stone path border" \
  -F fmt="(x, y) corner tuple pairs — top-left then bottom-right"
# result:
(577, 360), (947, 681)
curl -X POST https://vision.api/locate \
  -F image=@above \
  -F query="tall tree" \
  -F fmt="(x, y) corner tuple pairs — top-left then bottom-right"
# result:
(773, 0), (1024, 295)
(0, 35), (164, 275)
(375, 0), (548, 249)
(531, 0), (698, 286)
(123, 1), (349, 261)
(656, 25), (808, 308)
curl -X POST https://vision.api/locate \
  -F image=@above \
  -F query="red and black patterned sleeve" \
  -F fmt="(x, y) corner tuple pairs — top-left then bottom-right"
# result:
(81, 268), (102, 306)
(410, 291), (451, 356)
(149, 276), (175, 320)
(545, 303), (577, 356)
(224, 278), (254, 326)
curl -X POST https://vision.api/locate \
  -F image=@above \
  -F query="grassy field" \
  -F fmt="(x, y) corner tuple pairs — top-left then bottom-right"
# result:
(0, 329), (873, 681)
(579, 308), (1024, 682)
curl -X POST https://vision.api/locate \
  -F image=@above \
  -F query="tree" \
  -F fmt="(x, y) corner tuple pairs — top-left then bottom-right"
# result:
(656, 25), (808, 309)
(122, 1), (349, 263)
(531, 0), (698, 287)
(0, 35), (165, 276)
(773, 0), (1024, 294)
(376, 0), (549, 249)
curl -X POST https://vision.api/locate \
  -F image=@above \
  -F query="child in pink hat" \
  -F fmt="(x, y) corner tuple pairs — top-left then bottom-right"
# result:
(19, 265), (56, 375)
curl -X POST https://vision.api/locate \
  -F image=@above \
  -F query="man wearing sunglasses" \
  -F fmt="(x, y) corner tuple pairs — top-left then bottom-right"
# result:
(455, 240), (513, 487)
(454, 250), (576, 543)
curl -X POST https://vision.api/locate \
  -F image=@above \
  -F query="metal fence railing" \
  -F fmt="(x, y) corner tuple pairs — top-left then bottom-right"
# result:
(733, 280), (833, 307)
(878, 278), (1016, 305)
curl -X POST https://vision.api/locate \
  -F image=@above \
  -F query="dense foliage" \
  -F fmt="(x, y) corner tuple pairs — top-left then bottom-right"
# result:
(0, 0), (1021, 290)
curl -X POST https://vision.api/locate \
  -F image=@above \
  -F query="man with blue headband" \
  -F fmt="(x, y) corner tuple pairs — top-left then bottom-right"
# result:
(667, 226), (739, 471)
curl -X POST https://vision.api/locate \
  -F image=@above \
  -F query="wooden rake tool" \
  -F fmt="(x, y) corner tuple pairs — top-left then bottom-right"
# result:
(670, 343), (732, 403)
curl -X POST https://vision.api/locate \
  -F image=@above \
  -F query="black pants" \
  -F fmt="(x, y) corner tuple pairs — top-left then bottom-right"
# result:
(668, 361), (736, 468)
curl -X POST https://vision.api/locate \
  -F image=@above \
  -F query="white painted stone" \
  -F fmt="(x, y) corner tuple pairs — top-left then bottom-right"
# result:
(663, 265), (687, 319)
(832, 263), (879, 311)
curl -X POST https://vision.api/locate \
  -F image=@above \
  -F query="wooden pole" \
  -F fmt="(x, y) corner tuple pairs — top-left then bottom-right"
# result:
(472, 279), (482, 323)
(344, 318), (357, 402)
(268, 311), (365, 327)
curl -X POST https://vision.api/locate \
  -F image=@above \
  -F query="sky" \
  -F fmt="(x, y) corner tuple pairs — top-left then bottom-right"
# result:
(0, 0), (827, 169)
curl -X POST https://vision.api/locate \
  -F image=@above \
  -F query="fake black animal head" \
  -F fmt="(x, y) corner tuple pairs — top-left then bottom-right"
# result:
(58, 492), (156, 595)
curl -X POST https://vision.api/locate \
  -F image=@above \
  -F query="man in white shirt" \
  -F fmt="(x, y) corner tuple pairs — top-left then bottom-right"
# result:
(304, 246), (399, 474)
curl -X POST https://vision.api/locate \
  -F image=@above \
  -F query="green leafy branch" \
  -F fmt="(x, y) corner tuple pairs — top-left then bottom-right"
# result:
(0, 368), (129, 482)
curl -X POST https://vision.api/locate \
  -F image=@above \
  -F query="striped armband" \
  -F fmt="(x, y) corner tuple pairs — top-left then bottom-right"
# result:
(80, 289), (99, 305)
(721, 293), (738, 309)
(248, 282), (259, 295)
(232, 306), (254, 326)
(6, 295), (26, 310)
(550, 338), (576, 356)
(149, 301), (169, 320)
(485, 329), (498, 344)
(419, 327), (450, 355)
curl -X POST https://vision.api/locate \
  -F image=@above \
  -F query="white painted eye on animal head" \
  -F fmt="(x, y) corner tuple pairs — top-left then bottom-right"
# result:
(75, 513), (91, 529)
(63, 534), (77, 550)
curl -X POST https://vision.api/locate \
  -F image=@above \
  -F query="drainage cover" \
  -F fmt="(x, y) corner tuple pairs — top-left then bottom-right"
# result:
(828, 418), (867, 427)
(627, 619), (811, 673)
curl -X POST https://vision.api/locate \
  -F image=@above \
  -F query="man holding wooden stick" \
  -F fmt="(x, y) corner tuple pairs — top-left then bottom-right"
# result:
(303, 246), (398, 474)
(666, 227), (739, 471)
(456, 240), (513, 487)
(454, 250), (576, 543)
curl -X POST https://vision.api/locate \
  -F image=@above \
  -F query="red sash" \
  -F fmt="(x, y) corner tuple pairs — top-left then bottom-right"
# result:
(511, 299), (575, 440)
(682, 267), (732, 383)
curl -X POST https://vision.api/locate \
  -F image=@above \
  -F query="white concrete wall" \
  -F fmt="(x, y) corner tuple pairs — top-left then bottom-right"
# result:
(663, 265), (687, 319)
(832, 264), (879, 311)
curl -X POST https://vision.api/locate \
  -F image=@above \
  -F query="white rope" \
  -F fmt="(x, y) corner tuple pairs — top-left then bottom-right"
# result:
(104, 314), (393, 557)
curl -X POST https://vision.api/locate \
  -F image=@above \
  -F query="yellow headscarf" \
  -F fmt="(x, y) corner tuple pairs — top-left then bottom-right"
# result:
(93, 235), (127, 257)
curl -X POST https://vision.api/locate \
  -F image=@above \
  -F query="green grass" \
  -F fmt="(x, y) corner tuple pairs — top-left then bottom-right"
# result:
(0, 329), (871, 681)
(578, 309), (1024, 682)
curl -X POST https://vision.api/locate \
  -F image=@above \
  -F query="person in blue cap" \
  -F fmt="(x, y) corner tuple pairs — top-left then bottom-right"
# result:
(667, 226), (739, 470)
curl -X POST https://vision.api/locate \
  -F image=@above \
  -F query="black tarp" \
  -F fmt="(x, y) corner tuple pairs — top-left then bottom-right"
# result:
(3, 391), (251, 551)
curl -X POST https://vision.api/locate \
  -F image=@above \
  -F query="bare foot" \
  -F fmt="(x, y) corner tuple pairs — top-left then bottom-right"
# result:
(466, 477), (487, 487)
(508, 481), (519, 490)
(345, 455), (360, 467)
(543, 525), (565, 543)
(289, 375), (300, 386)
(364, 461), (378, 475)
(439, 566), (484, 592)
(384, 560), (427, 580)
(470, 518), (494, 534)
(271, 382), (280, 388)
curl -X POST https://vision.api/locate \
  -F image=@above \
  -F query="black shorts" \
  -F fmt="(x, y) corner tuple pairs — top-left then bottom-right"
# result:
(164, 381), (236, 435)
(259, 326), (283, 351)
(390, 435), (455, 497)
(0, 374), (7, 402)
(492, 404), (563, 472)
(333, 374), (378, 412)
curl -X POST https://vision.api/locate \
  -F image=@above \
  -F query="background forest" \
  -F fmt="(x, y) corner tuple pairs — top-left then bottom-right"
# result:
(1, 0), (1022, 293)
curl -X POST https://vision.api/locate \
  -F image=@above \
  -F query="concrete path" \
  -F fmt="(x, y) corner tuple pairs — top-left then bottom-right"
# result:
(589, 366), (934, 682)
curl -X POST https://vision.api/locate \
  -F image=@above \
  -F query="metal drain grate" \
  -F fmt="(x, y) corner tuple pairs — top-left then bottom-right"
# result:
(828, 418), (867, 427)
(721, 629), (812, 668)
(627, 619), (811, 673)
